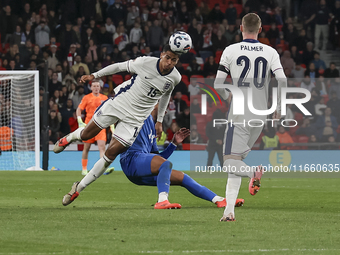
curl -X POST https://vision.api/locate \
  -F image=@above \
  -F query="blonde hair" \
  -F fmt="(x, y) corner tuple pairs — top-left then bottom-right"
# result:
(242, 13), (261, 33)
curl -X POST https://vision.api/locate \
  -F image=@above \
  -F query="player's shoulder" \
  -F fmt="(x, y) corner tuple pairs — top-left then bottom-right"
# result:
(83, 93), (92, 100)
(171, 67), (182, 84)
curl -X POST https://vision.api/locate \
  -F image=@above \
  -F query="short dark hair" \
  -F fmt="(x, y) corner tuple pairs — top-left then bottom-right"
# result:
(162, 44), (180, 56)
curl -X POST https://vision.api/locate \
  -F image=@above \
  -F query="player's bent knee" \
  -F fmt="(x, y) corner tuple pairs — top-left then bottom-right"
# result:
(161, 160), (172, 170)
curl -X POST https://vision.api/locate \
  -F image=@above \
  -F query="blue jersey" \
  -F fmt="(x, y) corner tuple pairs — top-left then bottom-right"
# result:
(120, 115), (158, 161)
(119, 115), (177, 184)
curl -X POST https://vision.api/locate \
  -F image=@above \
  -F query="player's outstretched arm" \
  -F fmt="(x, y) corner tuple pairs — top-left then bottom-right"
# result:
(91, 58), (143, 79)
(80, 74), (95, 83)
(154, 128), (190, 160)
(173, 128), (190, 145)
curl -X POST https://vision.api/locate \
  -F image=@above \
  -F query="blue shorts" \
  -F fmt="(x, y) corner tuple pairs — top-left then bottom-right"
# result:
(120, 152), (157, 186)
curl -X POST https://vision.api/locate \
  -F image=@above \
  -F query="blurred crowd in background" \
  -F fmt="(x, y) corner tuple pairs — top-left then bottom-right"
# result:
(0, 0), (340, 152)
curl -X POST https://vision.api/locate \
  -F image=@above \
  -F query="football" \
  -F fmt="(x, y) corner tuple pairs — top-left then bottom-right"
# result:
(169, 31), (192, 54)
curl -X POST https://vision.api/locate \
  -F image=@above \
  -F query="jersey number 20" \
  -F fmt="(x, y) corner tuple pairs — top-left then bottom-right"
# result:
(237, 56), (268, 88)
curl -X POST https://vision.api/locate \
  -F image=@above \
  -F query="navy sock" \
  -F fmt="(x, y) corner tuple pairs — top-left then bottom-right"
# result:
(182, 174), (216, 202)
(157, 161), (172, 194)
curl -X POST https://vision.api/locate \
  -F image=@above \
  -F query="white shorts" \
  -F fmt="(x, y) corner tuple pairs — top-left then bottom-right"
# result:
(223, 123), (263, 159)
(93, 99), (143, 147)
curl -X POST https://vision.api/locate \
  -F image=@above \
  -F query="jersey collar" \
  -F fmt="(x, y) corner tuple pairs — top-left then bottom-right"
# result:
(157, 59), (173, 76)
(242, 39), (259, 43)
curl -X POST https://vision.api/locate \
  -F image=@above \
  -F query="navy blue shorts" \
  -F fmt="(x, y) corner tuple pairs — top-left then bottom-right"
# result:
(120, 152), (158, 186)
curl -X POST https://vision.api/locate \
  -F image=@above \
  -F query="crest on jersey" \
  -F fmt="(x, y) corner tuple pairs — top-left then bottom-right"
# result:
(163, 81), (171, 91)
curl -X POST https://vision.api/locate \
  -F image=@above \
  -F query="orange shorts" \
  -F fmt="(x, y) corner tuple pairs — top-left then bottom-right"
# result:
(83, 129), (107, 144)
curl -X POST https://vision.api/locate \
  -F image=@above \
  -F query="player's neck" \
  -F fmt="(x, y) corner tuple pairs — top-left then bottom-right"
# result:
(242, 33), (258, 41)
(92, 92), (99, 97)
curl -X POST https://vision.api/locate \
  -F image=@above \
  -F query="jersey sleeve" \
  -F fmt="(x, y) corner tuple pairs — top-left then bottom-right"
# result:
(92, 58), (144, 78)
(78, 95), (88, 111)
(270, 50), (283, 74)
(219, 47), (232, 74)
(127, 56), (146, 74)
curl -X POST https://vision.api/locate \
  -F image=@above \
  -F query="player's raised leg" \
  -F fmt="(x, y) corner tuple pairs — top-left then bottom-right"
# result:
(96, 138), (114, 175)
(62, 136), (127, 206)
(54, 120), (102, 153)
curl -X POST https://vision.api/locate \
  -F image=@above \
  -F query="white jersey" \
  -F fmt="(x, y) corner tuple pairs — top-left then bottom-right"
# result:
(219, 39), (283, 121)
(93, 56), (181, 124)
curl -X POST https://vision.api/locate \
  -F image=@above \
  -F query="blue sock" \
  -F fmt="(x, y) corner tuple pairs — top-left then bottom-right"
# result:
(182, 174), (216, 202)
(157, 161), (172, 194)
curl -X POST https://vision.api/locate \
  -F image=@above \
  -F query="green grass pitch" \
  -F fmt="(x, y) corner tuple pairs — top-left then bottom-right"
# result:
(1, 171), (340, 255)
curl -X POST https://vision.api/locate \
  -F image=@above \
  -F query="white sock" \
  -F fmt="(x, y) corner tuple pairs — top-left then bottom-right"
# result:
(66, 127), (84, 143)
(158, 192), (168, 202)
(77, 155), (113, 192)
(224, 158), (254, 178)
(212, 196), (224, 203)
(224, 173), (241, 216)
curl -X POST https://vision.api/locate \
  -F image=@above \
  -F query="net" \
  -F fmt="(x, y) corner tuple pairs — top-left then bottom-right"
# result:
(0, 71), (40, 170)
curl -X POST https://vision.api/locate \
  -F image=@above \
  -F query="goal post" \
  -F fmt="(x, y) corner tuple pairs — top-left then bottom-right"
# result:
(0, 71), (41, 170)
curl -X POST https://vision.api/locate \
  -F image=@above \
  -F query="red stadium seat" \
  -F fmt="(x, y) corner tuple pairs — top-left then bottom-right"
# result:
(182, 63), (189, 70)
(294, 112), (304, 125)
(124, 74), (131, 81)
(112, 74), (123, 85)
(289, 125), (299, 136)
(215, 50), (223, 64)
(190, 95), (201, 106)
(262, 25), (271, 32)
(181, 74), (190, 86)
(182, 144), (206, 150)
(189, 48), (197, 55)
(182, 24), (188, 32)
(181, 94), (190, 106)
(194, 113), (208, 142)
(298, 135), (309, 149)
(276, 44), (286, 51)
(191, 75), (204, 79)
(234, 4), (243, 16)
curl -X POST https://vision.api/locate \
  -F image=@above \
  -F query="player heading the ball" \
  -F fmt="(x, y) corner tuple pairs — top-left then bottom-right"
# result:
(55, 33), (193, 209)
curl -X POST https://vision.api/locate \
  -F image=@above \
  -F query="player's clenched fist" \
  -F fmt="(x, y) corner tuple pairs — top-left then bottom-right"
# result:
(80, 74), (95, 83)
